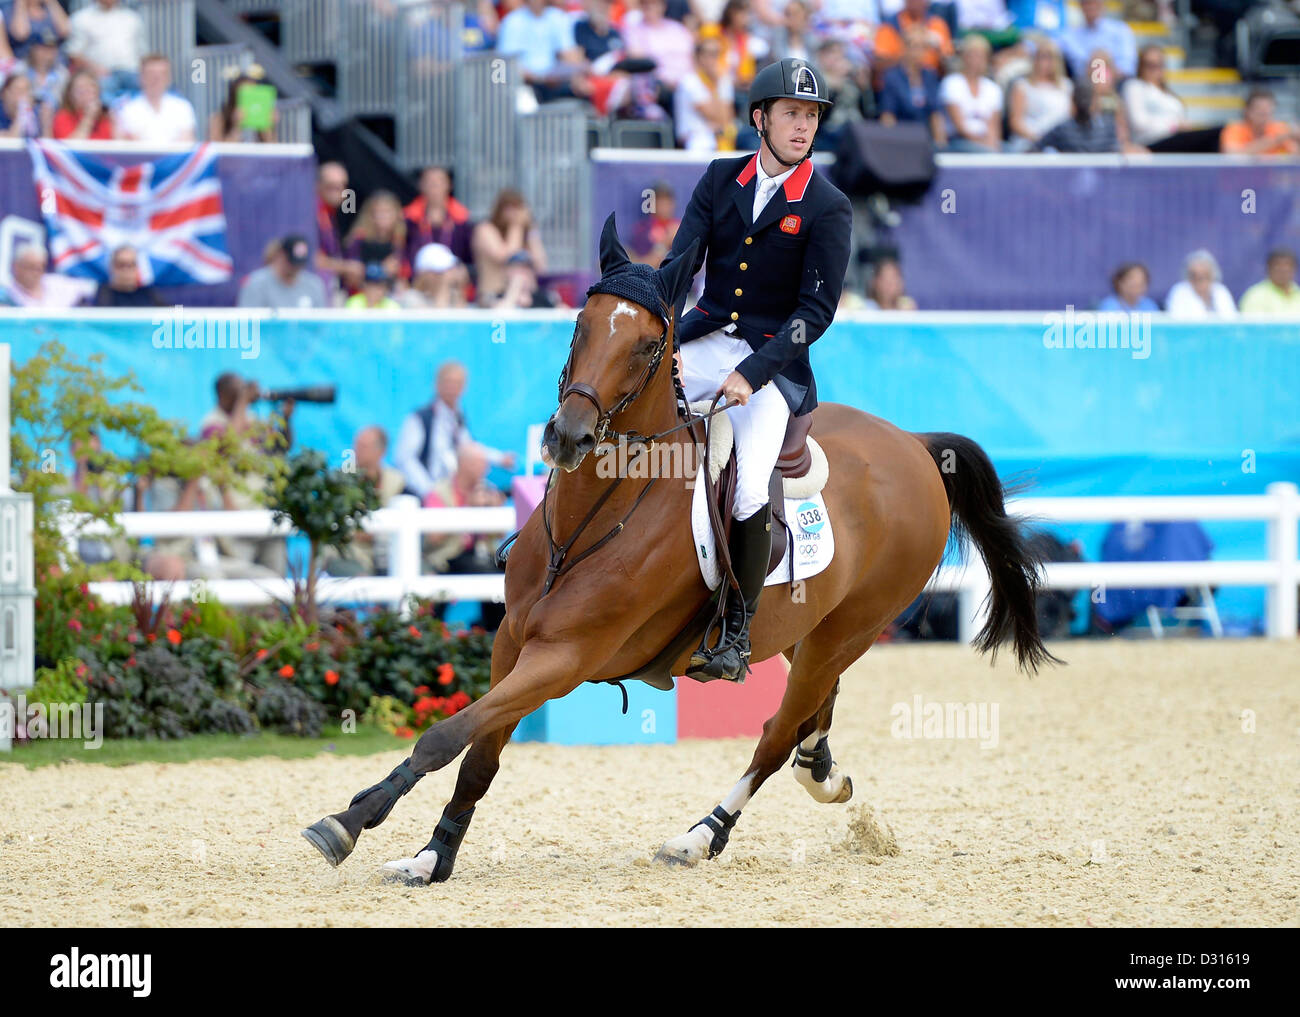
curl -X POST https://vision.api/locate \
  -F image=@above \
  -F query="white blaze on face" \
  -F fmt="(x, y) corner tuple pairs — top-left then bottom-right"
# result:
(608, 300), (637, 339)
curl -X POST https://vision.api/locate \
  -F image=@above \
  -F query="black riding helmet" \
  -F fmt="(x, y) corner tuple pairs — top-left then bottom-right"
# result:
(747, 58), (834, 168)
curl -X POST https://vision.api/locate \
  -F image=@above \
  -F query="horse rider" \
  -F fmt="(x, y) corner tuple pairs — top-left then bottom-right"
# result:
(659, 57), (854, 683)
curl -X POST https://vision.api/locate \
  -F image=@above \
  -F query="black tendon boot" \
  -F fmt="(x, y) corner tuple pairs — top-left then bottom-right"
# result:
(687, 502), (772, 682)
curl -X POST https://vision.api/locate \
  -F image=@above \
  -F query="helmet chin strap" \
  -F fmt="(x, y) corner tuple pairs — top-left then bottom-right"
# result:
(757, 109), (813, 170)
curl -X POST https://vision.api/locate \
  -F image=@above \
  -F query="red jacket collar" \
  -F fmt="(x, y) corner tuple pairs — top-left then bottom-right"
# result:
(735, 154), (814, 203)
(402, 194), (470, 224)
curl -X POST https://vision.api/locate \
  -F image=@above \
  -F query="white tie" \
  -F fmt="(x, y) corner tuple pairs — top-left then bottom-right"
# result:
(755, 178), (776, 219)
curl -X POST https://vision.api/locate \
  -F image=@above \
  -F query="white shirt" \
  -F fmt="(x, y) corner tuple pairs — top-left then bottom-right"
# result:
(674, 71), (735, 152)
(821, 0), (880, 21)
(1122, 77), (1185, 146)
(65, 3), (147, 74)
(394, 400), (508, 499)
(4, 273), (97, 309)
(115, 92), (198, 145)
(752, 154), (795, 221)
(940, 73), (1004, 138)
(954, 0), (1012, 30)
(1165, 280), (1238, 319)
(1013, 77), (1072, 140)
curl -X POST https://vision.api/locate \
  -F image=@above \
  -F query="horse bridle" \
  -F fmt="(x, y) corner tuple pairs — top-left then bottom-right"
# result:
(554, 304), (673, 448)
(494, 301), (740, 616)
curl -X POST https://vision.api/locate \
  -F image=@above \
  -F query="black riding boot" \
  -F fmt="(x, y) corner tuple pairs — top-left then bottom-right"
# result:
(687, 502), (772, 682)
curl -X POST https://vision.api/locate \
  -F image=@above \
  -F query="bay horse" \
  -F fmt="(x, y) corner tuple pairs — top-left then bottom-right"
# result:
(303, 214), (1059, 882)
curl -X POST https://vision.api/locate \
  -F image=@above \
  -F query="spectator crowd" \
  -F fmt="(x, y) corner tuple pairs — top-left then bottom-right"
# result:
(435, 0), (1300, 159)
(2, 0), (1299, 316)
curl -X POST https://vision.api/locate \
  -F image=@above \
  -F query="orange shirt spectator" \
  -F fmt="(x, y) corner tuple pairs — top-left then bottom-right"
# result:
(1220, 89), (1300, 156)
(874, 1), (953, 76)
(1220, 121), (1298, 156)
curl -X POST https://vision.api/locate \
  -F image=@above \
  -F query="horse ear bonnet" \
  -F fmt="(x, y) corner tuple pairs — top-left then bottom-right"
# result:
(586, 212), (697, 334)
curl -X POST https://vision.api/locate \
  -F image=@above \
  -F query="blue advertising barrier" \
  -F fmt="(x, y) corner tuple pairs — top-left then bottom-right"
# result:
(3, 310), (1297, 630)
(512, 680), (676, 746)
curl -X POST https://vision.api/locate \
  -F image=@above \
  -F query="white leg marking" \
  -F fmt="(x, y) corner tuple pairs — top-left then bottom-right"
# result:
(719, 774), (754, 815)
(382, 849), (439, 884)
(656, 774), (755, 866)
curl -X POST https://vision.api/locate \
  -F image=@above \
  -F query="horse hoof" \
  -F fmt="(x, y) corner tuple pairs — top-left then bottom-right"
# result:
(302, 816), (355, 868)
(652, 847), (696, 868)
(382, 868), (429, 888)
(381, 848), (454, 886)
(833, 775), (854, 804)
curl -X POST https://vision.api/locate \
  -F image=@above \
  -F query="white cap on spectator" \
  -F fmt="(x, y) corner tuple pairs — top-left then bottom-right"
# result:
(415, 243), (458, 275)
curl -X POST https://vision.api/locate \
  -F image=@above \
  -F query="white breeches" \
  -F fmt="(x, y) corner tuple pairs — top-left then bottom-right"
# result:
(679, 328), (789, 521)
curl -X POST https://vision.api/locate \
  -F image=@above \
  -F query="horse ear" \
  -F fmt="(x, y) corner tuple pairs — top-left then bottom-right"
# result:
(657, 237), (699, 321)
(598, 212), (631, 275)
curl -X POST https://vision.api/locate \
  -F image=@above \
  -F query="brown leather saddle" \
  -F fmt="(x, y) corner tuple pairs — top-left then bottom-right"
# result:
(603, 412), (815, 694)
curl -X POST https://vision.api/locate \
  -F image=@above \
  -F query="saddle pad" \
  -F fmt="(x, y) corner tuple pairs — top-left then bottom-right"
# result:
(691, 466), (835, 591)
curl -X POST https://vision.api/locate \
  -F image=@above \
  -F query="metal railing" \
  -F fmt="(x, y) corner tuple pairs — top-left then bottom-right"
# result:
(395, 0), (464, 171)
(142, 0), (196, 89)
(337, 0), (402, 117)
(190, 43), (256, 140)
(275, 96), (313, 144)
(66, 487), (1300, 640)
(224, 0), (285, 12)
(69, 498), (516, 612)
(519, 100), (590, 275)
(454, 52), (521, 222)
(282, 0), (340, 65)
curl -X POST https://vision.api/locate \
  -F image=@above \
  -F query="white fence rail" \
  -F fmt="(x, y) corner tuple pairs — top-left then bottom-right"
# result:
(67, 497), (516, 612)
(66, 485), (1300, 638)
(934, 483), (1300, 640)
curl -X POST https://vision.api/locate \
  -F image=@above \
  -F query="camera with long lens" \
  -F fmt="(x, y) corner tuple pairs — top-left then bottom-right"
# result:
(253, 384), (337, 404)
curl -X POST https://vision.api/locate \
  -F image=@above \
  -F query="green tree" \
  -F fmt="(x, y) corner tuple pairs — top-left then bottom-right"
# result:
(10, 340), (276, 583)
(266, 448), (380, 624)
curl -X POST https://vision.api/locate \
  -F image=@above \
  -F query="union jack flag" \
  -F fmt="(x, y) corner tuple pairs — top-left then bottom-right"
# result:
(27, 141), (234, 286)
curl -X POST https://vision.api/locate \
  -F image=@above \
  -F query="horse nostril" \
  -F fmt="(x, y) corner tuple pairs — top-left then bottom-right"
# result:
(542, 420), (558, 448)
(574, 433), (596, 456)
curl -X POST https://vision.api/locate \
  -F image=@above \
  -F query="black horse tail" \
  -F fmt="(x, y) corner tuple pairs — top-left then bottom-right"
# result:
(919, 433), (1063, 674)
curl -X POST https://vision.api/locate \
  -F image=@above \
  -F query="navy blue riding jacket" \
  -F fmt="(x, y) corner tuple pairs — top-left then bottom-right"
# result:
(659, 152), (853, 416)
